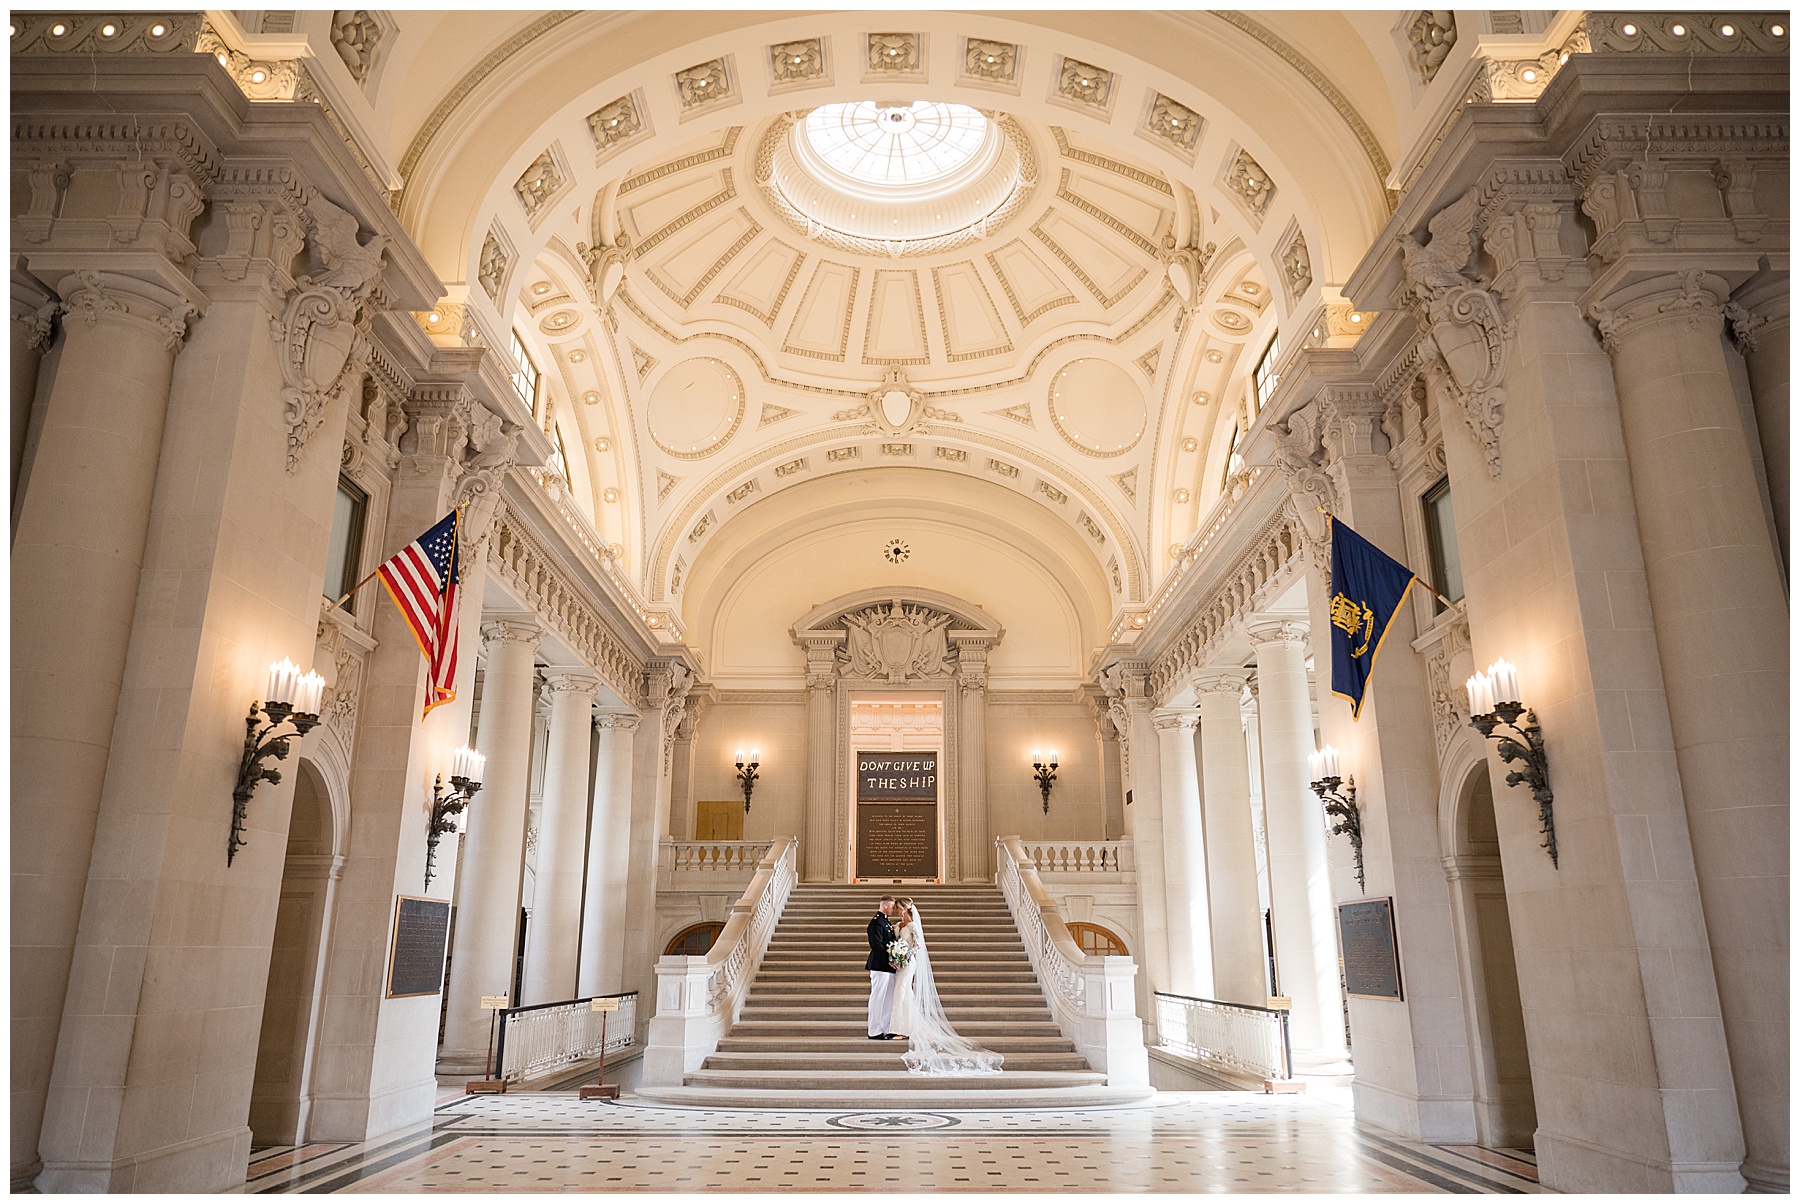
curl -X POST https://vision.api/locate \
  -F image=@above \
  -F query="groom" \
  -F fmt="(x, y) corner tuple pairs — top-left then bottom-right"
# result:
(866, 896), (901, 1040)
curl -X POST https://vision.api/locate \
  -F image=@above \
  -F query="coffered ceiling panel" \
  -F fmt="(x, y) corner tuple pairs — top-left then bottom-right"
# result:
(986, 239), (1077, 325)
(715, 239), (807, 327)
(932, 261), (1011, 361)
(1031, 209), (1146, 306)
(862, 269), (930, 364)
(782, 259), (860, 361)
(644, 205), (761, 307)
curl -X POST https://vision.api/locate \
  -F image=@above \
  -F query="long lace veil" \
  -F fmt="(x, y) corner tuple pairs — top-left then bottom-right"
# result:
(902, 905), (1004, 1076)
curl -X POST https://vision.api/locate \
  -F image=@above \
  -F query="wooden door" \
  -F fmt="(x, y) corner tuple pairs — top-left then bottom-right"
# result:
(695, 799), (743, 841)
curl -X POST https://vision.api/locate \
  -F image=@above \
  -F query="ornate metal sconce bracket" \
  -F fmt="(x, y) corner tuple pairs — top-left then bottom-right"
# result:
(426, 774), (482, 889)
(735, 757), (760, 813)
(1311, 775), (1364, 891)
(1032, 758), (1058, 814)
(230, 701), (320, 865)
(1470, 702), (1557, 866)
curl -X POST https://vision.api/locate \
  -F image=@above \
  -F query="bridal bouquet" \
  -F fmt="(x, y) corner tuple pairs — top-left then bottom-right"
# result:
(886, 938), (913, 968)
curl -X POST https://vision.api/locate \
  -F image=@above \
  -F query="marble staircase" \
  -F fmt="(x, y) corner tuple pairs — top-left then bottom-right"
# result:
(633, 883), (1155, 1109)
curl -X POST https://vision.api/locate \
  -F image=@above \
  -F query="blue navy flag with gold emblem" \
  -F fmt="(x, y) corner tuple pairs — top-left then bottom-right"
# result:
(1329, 516), (1419, 720)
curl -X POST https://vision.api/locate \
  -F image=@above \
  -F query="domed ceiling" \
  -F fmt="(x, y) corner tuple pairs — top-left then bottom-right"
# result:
(505, 82), (1280, 642)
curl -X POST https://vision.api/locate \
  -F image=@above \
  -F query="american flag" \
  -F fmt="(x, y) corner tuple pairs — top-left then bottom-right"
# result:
(378, 509), (462, 718)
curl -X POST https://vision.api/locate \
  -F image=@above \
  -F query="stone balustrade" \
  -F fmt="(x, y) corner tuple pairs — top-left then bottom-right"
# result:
(995, 835), (1149, 1088)
(659, 839), (774, 889)
(1021, 839), (1133, 875)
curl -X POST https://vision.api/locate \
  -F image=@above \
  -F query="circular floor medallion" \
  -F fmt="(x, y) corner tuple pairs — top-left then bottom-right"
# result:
(828, 1112), (960, 1130)
(1047, 358), (1146, 457)
(646, 357), (745, 459)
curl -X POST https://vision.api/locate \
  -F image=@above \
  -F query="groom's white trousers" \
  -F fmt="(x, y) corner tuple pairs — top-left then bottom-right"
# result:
(867, 971), (896, 1036)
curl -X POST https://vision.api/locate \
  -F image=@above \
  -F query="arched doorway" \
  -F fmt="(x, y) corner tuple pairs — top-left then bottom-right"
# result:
(248, 759), (340, 1144)
(1444, 765), (1537, 1147)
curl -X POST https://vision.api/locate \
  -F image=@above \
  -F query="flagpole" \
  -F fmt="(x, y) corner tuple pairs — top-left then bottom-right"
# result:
(325, 565), (385, 613)
(1318, 506), (1460, 609)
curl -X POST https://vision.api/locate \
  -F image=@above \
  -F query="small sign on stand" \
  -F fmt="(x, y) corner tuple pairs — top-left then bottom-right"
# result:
(466, 995), (511, 1095)
(579, 996), (622, 1100)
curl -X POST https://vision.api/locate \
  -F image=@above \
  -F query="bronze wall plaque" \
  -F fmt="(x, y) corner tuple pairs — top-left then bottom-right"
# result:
(387, 894), (452, 999)
(856, 803), (938, 878)
(1338, 896), (1403, 1000)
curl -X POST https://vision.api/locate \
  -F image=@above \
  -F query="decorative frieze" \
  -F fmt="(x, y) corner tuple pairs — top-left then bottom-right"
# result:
(487, 504), (646, 704)
(1148, 504), (1311, 703)
(1587, 11), (1789, 54)
(10, 12), (202, 53)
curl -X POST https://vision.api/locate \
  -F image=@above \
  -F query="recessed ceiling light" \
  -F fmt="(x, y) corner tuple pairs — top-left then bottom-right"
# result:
(1622, 22), (1638, 35)
(251, 69), (267, 83)
(100, 23), (117, 36)
(1521, 68), (1537, 82)
(1773, 23), (1786, 36)
(1349, 312), (1363, 323)
(150, 22), (166, 35)
(1174, 488), (1191, 503)
(50, 22), (67, 35)
(569, 350), (586, 363)
(1720, 23), (1736, 36)
(426, 312), (442, 324)
(1670, 23), (1686, 36)
(603, 488), (619, 502)
(1182, 438), (1198, 452)
(583, 392), (600, 405)
(594, 437), (611, 451)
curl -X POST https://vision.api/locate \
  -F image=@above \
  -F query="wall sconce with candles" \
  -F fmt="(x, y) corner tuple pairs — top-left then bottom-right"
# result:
(1031, 749), (1059, 814)
(735, 749), (760, 813)
(425, 746), (486, 890)
(230, 659), (325, 865)
(1466, 659), (1558, 866)
(1308, 745), (1364, 891)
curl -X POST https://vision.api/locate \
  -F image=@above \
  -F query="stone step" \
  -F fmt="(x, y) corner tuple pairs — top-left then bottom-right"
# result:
(681, 1068), (1107, 1092)
(748, 981), (1043, 997)
(730, 1020), (1065, 1038)
(715, 1034), (1078, 1054)
(633, 1084), (1156, 1111)
(702, 1051), (1092, 1072)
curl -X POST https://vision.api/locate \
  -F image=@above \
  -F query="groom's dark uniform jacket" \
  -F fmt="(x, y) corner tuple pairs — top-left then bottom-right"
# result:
(866, 912), (896, 974)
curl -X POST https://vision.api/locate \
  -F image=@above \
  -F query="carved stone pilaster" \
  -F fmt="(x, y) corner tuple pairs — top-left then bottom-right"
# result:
(1420, 611), (1472, 760)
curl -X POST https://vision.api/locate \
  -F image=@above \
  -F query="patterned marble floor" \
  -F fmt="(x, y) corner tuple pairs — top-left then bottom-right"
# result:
(240, 1091), (1541, 1194)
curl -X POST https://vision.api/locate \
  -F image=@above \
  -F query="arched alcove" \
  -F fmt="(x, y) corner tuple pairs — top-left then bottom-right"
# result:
(1441, 756), (1538, 1148)
(248, 758), (345, 1145)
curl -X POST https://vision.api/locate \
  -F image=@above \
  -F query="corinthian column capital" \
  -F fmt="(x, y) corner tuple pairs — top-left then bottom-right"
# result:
(481, 618), (542, 654)
(1585, 269), (1729, 354)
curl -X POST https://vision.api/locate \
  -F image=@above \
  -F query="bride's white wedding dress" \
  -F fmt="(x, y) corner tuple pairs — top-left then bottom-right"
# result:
(891, 906), (1003, 1076)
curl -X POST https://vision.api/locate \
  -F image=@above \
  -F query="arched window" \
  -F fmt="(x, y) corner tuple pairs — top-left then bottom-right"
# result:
(664, 922), (725, 956)
(1066, 921), (1128, 957)
(547, 423), (570, 483)
(1219, 423), (1244, 491)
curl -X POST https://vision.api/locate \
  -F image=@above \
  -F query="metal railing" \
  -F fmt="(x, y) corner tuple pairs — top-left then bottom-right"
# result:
(493, 991), (638, 1084)
(1154, 991), (1292, 1082)
(994, 835), (1150, 1088)
(1021, 839), (1133, 874)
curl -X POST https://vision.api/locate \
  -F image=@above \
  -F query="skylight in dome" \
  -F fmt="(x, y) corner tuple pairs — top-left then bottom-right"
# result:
(803, 101), (990, 188)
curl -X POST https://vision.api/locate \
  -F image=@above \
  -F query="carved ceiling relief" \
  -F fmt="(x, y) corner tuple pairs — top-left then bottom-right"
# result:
(330, 10), (384, 87)
(1223, 150), (1276, 223)
(770, 39), (826, 85)
(514, 149), (566, 220)
(1281, 230), (1313, 300)
(587, 93), (648, 157)
(1145, 94), (1202, 159)
(867, 33), (921, 75)
(963, 39), (1018, 86)
(478, 224), (511, 304)
(1056, 57), (1115, 110)
(1406, 11), (1458, 86)
(675, 58), (734, 111)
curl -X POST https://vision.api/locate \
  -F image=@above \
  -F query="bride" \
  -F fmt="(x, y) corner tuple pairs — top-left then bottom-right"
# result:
(888, 898), (1003, 1076)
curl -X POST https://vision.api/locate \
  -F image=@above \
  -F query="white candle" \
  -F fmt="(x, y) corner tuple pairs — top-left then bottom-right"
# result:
(267, 658), (299, 707)
(1466, 671), (1493, 717)
(299, 671), (324, 715)
(749, 749), (760, 763)
(1317, 744), (1341, 779)
(1048, 749), (1058, 765)
(452, 745), (485, 784)
(1033, 749), (1043, 763)
(1488, 659), (1520, 707)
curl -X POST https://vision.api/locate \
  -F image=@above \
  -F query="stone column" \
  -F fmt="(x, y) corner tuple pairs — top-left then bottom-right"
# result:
(619, 665), (687, 1018)
(1249, 621), (1348, 1070)
(1155, 710), (1212, 997)
(578, 713), (638, 996)
(13, 266), (200, 1184)
(521, 671), (597, 1004)
(801, 638), (840, 881)
(1591, 272), (1788, 1190)
(1195, 671), (1265, 1004)
(1728, 278), (1789, 566)
(956, 642), (991, 881)
(1110, 666), (1172, 997)
(440, 621), (540, 1071)
(10, 272), (57, 510)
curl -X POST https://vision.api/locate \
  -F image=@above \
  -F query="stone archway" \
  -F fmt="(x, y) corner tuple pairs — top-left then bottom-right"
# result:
(791, 589), (1003, 883)
(1440, 752), (1538, 1148)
